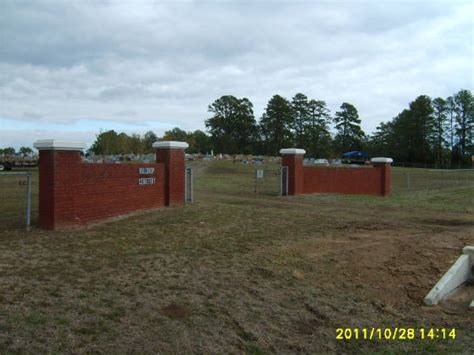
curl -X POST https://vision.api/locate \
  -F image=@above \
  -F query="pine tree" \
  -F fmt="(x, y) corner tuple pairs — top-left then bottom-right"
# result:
(290, 93), (310, 148)
(432, 97), (448, 165)
(205, 95), (257, 154)
(305, 99), (332, 157)
(333, 102), (365, 153)
(259, 95), (293, 156)
(453, 89), (474, 156)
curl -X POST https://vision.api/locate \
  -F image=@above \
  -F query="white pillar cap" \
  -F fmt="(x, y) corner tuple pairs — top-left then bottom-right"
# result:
(279, 148), (306, 155)
(34, 139), (85, 151)
(152, 141), (189, 149)
(371, 157), (393, 164)
(462, 246), (474, 257)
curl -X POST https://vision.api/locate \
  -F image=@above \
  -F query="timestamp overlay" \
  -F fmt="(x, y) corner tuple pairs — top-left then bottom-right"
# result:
(336, 328), (457, 341)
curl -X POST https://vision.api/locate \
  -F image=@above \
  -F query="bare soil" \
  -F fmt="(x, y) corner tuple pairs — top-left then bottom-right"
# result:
(439, 285), (474, 315)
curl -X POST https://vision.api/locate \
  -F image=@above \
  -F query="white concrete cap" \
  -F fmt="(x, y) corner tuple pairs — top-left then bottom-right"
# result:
(279, 148), (306, 155)
(34, 139), (85, 151)
(424, 254), (471, 305)
(371, 157), (393, 164)
(152, 141), (189, 149)
(462, 246), (474, 257)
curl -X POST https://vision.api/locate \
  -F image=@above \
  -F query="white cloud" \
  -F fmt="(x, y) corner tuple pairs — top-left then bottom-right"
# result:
(0, 129), (97, 150)
(0, 0), (472, 148)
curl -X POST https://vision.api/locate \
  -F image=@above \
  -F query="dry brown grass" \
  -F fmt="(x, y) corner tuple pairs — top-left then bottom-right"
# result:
(0, 161), (473, 353)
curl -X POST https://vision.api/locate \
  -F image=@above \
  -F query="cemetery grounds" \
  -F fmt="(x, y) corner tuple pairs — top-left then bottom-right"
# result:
(0, 161), (473, 353)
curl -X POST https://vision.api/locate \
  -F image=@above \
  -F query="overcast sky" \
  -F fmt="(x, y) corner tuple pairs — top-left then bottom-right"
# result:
(1, 0), (473, 149)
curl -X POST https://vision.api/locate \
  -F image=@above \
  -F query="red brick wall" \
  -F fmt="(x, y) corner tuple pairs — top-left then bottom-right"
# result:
(302, 165), (389, 196)
(37, 150), (179, 230)
(38, 150), (83, 230)
(73, 163), (165, 225)
(156, 149), (185, 206)
(281, 154), (305, 195)
(373, 162), (391, 196)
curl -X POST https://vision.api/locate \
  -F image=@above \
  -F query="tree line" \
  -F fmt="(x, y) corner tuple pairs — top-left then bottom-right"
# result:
(205, 90), (472, 166)
(367, 89), (473, 166)
(206, 93), (366, 158)
(88, 89), (472, 166)
(89, 129), (212, 155)
(0, 147), (34, 156)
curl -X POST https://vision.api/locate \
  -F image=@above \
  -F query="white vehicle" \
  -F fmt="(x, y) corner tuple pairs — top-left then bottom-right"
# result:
(314, 159), (329, 165)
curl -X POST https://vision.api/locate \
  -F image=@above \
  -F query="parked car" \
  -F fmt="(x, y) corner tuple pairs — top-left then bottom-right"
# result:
(342, 151), (369, 165)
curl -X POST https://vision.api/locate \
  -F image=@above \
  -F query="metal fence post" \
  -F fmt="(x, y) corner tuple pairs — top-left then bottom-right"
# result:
(189, 168), (193, 204)
(26, 173), (31, 231)
(185, 167), (193, 204)
(280, 166), (288, 196)
(279, 167), (282, 196)
(254, 169), (258, 194)
(185, 167), (188, 203)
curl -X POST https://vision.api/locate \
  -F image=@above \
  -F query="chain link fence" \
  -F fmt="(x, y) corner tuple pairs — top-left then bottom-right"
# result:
(0, 171), (35, 231)
(392, 161), (473, 170)
(252, 168), (287, 196)
(391, 168), (474, 194)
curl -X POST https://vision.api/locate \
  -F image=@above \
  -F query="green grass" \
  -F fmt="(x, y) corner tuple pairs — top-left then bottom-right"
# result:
(342, 185), (474, 214)
(0, 161), (473, 353)
(196, 160), (281, 196)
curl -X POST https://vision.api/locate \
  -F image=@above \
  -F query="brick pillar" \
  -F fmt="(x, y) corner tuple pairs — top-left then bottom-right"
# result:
(33, 140), (85, 230)
(280, 148), (306, 195)
(371, 157), (393, 196)
(153, 141), (189, 206)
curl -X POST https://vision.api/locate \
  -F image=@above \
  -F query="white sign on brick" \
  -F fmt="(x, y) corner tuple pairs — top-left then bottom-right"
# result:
(138, 177), (156, 185)
(139, 167), (155, 174)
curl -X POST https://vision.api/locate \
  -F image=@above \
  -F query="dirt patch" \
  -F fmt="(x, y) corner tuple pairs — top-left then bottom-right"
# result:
(423, 218), (474, 227)
(439, 284), (474, 315)
(160, 303), (191, 319)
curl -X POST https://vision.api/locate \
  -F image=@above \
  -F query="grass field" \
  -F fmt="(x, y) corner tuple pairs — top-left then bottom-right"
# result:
(0, 162), (473, 353)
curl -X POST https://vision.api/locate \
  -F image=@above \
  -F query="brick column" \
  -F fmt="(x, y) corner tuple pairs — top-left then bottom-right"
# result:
(33, 139), (85, 230)
(153, 141), (189, 206)
(280, 148), (306, 195)
(371, 157), (393, 196)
